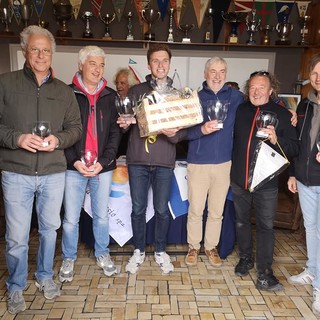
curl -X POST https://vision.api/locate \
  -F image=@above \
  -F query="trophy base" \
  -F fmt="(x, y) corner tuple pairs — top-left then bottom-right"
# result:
(182, 37), (191, 43)
(102, 35), (112, 40)
(228, 36), (239, 44)
(246, 40), (256, 45)
(83, 32), (93, 38)
(144, 33), (155, 41)
(275, 39), (291, 45)
(256, 131), (269, 139)
(127, 35), (134, 41)
(298, 40), (308, 46)
(56, 30), (72, 37)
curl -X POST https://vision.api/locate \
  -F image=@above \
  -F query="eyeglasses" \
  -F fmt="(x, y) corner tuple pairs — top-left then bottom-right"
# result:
(250, 71), (270, 78)
(28, 47), (52, 56)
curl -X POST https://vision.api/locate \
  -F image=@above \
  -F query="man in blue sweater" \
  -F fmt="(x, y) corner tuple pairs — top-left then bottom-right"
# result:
(185, 57), (243, 267)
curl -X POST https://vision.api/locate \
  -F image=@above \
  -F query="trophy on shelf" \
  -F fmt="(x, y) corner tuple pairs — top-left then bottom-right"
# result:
(178, 23), (194, 43)
(275, 20), (293, 45)
(260, 24), (274, 45)
(246, 9), (260, 45)
(81, 11), (94, 38)
(141, 7), (160, 40)
(126, 11), (134, 40)
(0, 7), (14, 35)
(204, 7), (214, 43)
(298, 15), (311, 46)
(21, 4), (33, 28)
(99, 13), (115, 39)
(221, 11), (247, 44)
(53, 0), (73, 37)
(167, 7), (174, 42)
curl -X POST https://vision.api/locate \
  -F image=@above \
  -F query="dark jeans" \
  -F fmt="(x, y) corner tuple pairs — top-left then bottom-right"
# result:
(128, 164), (173, 252)
(231, 183), (278, 274)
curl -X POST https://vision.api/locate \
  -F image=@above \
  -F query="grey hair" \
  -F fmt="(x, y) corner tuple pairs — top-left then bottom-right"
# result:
(78, 46), (106, 66)
(113, 68), (139, 87)
(204, 57), (228, 73)
(20, 25), (56, 54)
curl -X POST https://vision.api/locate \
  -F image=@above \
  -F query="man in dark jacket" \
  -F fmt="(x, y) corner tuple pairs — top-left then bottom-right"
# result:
(117, 44), (185, 274)
(231, 71), (299, 291)
(58, 46), (121, 283)
(0, 26), (82, 314)
(287, 53), (320, 316)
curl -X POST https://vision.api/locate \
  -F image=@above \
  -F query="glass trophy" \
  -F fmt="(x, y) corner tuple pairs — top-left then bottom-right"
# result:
(256, 111), (278, 138)
(206, 100), (229, 128)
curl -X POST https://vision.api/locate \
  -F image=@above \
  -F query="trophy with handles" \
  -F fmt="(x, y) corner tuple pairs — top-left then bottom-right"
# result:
(0, 7), (14, 34)
(100, 13), (115, 39)
(141, 7), (160, 40)
(53, 0), (73, 37)
(221, 11), (247, 44)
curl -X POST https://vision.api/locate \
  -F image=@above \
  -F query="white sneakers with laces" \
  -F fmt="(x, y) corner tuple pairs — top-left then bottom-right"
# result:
(313, 288), (320, 316)
(96, 254), (118, 277)
(288, 267), (315, 285)
(154, 252), (174, 274)
(125, 249), (145, 274)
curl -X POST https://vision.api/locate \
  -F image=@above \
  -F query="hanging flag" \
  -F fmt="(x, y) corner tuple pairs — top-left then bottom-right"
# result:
(91, 0), (103, 17)
(9, 0), (25, 25)
(275, 0), (295, 22)
(296, 1), (311, 17)
(234, 0), (254, 12)
(112, 0), (126, 22)
(128, 58), (143, 83)
(192, 0), (210, 28)
(157, 0), (169, 20)
(69, 0), (82, 20)
(170, 0), (189, 26)
(134, 0), (150, 25)
(211, 0), (232, 42)
(32, 0), (46, 19)
(254, 0), (275, 26)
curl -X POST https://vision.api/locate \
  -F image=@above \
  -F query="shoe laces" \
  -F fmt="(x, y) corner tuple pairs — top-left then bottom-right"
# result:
(156, 252), (172, 265)
(98, 254), (113, 267)
(39, 279), (57, 291)
(62, 259), (73, 270)
(129, 250), (145, 264)
(8, 290), (23, 303)
(187, 249), (198, 257)
(207, 248), (219, 257)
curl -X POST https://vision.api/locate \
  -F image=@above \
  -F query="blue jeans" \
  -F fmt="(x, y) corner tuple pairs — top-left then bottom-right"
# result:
(297, 181), (320, 289)
(62, 170), (113, 259)
(231, 183), (278, 274)
(128, 164), (173, 252)
(1, 171), (65, 293)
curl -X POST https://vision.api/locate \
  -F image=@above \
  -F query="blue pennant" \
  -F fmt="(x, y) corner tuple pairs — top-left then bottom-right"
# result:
(157, 0), (169, 21)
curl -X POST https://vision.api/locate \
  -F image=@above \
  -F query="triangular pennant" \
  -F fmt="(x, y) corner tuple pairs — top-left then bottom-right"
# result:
(275, 0), (295, 22)
(157, 0), (169, 20)
(179, 0), (189, 24)
(212, 0), (232, 42)
(296, 1), (311, 17)
(91, 0), (103, 17)
(70, 0), (82, 20)
(32, 0), (46, 18)
(134, 0), (150, 25)
(234, 0), (254, 12)
(9, 0), (25, 25)
(128, 58), (143, 83)
(254, 0), (275, 26)
(248, 141), (289, 192)
(112, 0), (126, 22)
(192, 0), (210, 28)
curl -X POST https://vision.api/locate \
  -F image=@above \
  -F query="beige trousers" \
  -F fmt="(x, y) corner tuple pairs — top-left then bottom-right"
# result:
(186, 161), (231, 250)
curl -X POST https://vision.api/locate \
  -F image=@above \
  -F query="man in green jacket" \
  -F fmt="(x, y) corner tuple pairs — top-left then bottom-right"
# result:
(0, 25), (82, 315)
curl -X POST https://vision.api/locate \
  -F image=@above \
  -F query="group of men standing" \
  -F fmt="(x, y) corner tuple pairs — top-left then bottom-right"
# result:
(0, 25), (319, 317)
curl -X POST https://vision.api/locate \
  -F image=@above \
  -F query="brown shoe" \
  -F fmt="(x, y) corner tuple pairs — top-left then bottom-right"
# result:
(185, 248), (199, 266)
(205, 248), (222, 267)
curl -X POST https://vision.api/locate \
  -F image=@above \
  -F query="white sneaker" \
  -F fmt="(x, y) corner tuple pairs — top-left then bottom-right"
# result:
(288, 268), (314, 285)
(59, 259), (75, 283)
(125, 249), (145, 274)
(96, 254), (118, 277)
(154, 252), (174, 274)
(312, 288), (320, 316)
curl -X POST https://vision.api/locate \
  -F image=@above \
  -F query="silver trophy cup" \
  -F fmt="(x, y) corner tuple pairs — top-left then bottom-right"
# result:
(100, 13), (115, 39)
(0, 7), (14, 34)
(81, 11), (94, 38)
(126, 11), (134, 40)
(141, 8), (160, 40)
(275, 22), (293, 45)
(21, 4), (33, 28)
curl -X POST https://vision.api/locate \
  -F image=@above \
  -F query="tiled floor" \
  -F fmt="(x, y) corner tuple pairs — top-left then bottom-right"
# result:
(0, 227), (317, 320)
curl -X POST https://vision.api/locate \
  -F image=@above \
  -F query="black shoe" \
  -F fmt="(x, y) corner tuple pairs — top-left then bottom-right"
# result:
(256, 273), (284, 291)
(235, 257), (254, 276)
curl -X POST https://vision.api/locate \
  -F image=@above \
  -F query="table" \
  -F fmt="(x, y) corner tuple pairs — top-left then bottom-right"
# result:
(81, 157), (236, 259)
